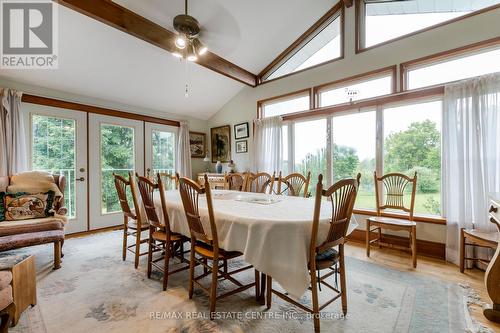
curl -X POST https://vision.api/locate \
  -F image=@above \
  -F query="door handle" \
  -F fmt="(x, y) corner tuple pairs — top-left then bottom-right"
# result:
(75, 177), (85, 182)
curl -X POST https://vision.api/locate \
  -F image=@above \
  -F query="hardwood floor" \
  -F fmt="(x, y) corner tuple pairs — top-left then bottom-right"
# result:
(346, 240), (500, 332)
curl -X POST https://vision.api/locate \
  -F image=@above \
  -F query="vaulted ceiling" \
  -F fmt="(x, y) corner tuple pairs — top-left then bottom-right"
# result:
(0, 0), (338, 120)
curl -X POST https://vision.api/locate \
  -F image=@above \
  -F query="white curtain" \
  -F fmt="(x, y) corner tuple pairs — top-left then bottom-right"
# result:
(176, 121), (192, 179)
(253, 116), (283, 173)
(0, 88), (27, 176)
(443, 72), (500, 265)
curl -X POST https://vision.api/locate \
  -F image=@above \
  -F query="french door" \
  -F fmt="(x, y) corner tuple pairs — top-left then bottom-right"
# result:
(27, 107), (178, 232)
(25, 104), (88, 234)
(88, 114), (144, 230)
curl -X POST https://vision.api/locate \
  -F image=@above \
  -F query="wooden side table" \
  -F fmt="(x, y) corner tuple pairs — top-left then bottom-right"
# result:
(484, 195), (500, 323)
(0, 255), (37, 326)
(197, 173), (226, 189)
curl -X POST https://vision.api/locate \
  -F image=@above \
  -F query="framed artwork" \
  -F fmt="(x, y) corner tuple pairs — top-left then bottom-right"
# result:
(235, 140), (248, 154)
(189, 131), (206, 158)
(210, 125), (231, 162)
(234, 122), (249, 139)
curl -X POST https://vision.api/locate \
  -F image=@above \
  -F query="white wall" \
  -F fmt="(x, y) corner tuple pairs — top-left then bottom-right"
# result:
(206, 6), (500, 244)
(0, 77), (208, 176)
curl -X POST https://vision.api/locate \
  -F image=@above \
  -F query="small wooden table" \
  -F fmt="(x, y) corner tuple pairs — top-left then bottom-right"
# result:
(0, 254), (37, 326)
(485, 194), (500, 323)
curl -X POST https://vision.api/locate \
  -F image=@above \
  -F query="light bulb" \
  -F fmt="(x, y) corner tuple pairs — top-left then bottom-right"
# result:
(187, 45), (197, 62)
(175, 35), (186, 49)
(193, 38), (207, 55)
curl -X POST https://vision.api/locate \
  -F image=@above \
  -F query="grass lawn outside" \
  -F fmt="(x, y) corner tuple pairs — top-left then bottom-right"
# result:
(354, 191), (441, 216)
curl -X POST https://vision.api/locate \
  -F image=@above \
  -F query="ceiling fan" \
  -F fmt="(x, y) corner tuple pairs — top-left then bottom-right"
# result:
(172, 0), (208, 61)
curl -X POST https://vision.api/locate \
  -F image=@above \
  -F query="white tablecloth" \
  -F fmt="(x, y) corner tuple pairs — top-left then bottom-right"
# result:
(155, 190), (358, 298)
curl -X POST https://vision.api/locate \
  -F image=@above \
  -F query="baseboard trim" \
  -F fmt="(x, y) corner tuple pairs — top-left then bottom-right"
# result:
(66, 225), (123, 239)
(347, 229), (446, 260)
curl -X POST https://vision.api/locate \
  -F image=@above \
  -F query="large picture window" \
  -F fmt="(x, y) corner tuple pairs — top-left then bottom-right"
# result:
(332, 110), (377, 208)
(404, 44), (500, 90)
(260, 5), (343, 82)
(383, 100), (442, 216)
(318, 69), (394, 107)
(294, 119), (327, 194)
(260, 91), (311, 118)
(358, 0), (499, 50)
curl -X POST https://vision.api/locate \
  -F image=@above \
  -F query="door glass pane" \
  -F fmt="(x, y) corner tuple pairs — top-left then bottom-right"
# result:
(101, 124), (135, 214)
(294, 119), (327, 195)
(31, 115), (76, 218)
(152, 130), (175, 174)
(383, 100), (442, 216)
(332, 110), (376, 208)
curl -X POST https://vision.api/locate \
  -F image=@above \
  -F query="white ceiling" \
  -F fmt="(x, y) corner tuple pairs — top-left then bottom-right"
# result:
(0, 0), (337, 120)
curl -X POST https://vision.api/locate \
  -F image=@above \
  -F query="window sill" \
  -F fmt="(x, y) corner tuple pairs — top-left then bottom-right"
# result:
(353, 208), (446, 225)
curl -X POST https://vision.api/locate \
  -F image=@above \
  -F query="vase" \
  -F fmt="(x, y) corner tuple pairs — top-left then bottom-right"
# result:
(216, 161), (222, 174)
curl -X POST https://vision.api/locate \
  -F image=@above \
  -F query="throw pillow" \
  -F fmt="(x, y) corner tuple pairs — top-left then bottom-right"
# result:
(0, 192), (5, 222)
(4, 191), (56, 221)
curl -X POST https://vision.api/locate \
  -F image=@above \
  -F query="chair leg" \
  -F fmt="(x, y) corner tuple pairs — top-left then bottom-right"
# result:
(188, 241), (195, 299)
(310, 266), (320, 333)
(134, 228), (142, 269)
(460, 228), (465, 273)
(411, 226), (417, 268)
(163, 241), (171, 291)
(255, 270), (260, 302)
(378, 227), (382, 249)
(122, 218), (128, 261)
(209, 259), (219, 320)
(147, 232), (153, 279)
(54, 241), (61, 270)
(266, 275), (272, 310)
(339, 244), (347, 315)
(366, 220), (371, 257)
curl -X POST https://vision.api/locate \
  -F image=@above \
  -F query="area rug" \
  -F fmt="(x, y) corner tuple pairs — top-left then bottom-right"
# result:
(4, 231), (473, 333)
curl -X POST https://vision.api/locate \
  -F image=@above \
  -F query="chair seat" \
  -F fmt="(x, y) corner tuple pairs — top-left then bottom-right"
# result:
(151, 230), (184, 242)
(463, 229), (498, 246)
(194, 242), (242, 260)
(367, 216), (416, 227)
(311, 248), (339, 270)
(127, 219), (149, 230)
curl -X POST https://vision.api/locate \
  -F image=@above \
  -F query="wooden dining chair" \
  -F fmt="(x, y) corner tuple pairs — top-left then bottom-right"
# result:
(366, 171), (418, 268)
(277, 171), (311, 198)
(158, 172), (179, 190)
(246, 172), (275, 194)
(266, 173), (360, 333)
(113, 172), (149, 269)
(223, 173), (246, 191)
(137, 174), (189, 290)
(178, 174), (257, 319)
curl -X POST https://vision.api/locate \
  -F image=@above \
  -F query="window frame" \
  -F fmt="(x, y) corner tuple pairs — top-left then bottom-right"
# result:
(400, 37), (500, 91)
(355, 0), (500, 54)
(258, 3), (345, 84)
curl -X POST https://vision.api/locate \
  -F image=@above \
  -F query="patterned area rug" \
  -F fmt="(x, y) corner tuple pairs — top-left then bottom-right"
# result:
(5, 231), (471, 333)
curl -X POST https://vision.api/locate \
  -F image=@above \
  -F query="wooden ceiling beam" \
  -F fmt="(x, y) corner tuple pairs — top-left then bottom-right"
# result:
(54, 0), (257, 87)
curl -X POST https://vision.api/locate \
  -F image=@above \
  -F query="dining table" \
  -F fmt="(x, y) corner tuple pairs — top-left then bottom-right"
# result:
(154, 189), (358, 299)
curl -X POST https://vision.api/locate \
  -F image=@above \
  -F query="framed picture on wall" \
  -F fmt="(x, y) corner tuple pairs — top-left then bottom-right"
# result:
(234, 122), (249, 139)
(189, 131), (206, 158)
(210, 125), (231, 162)
(235, 140), (248, 154)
